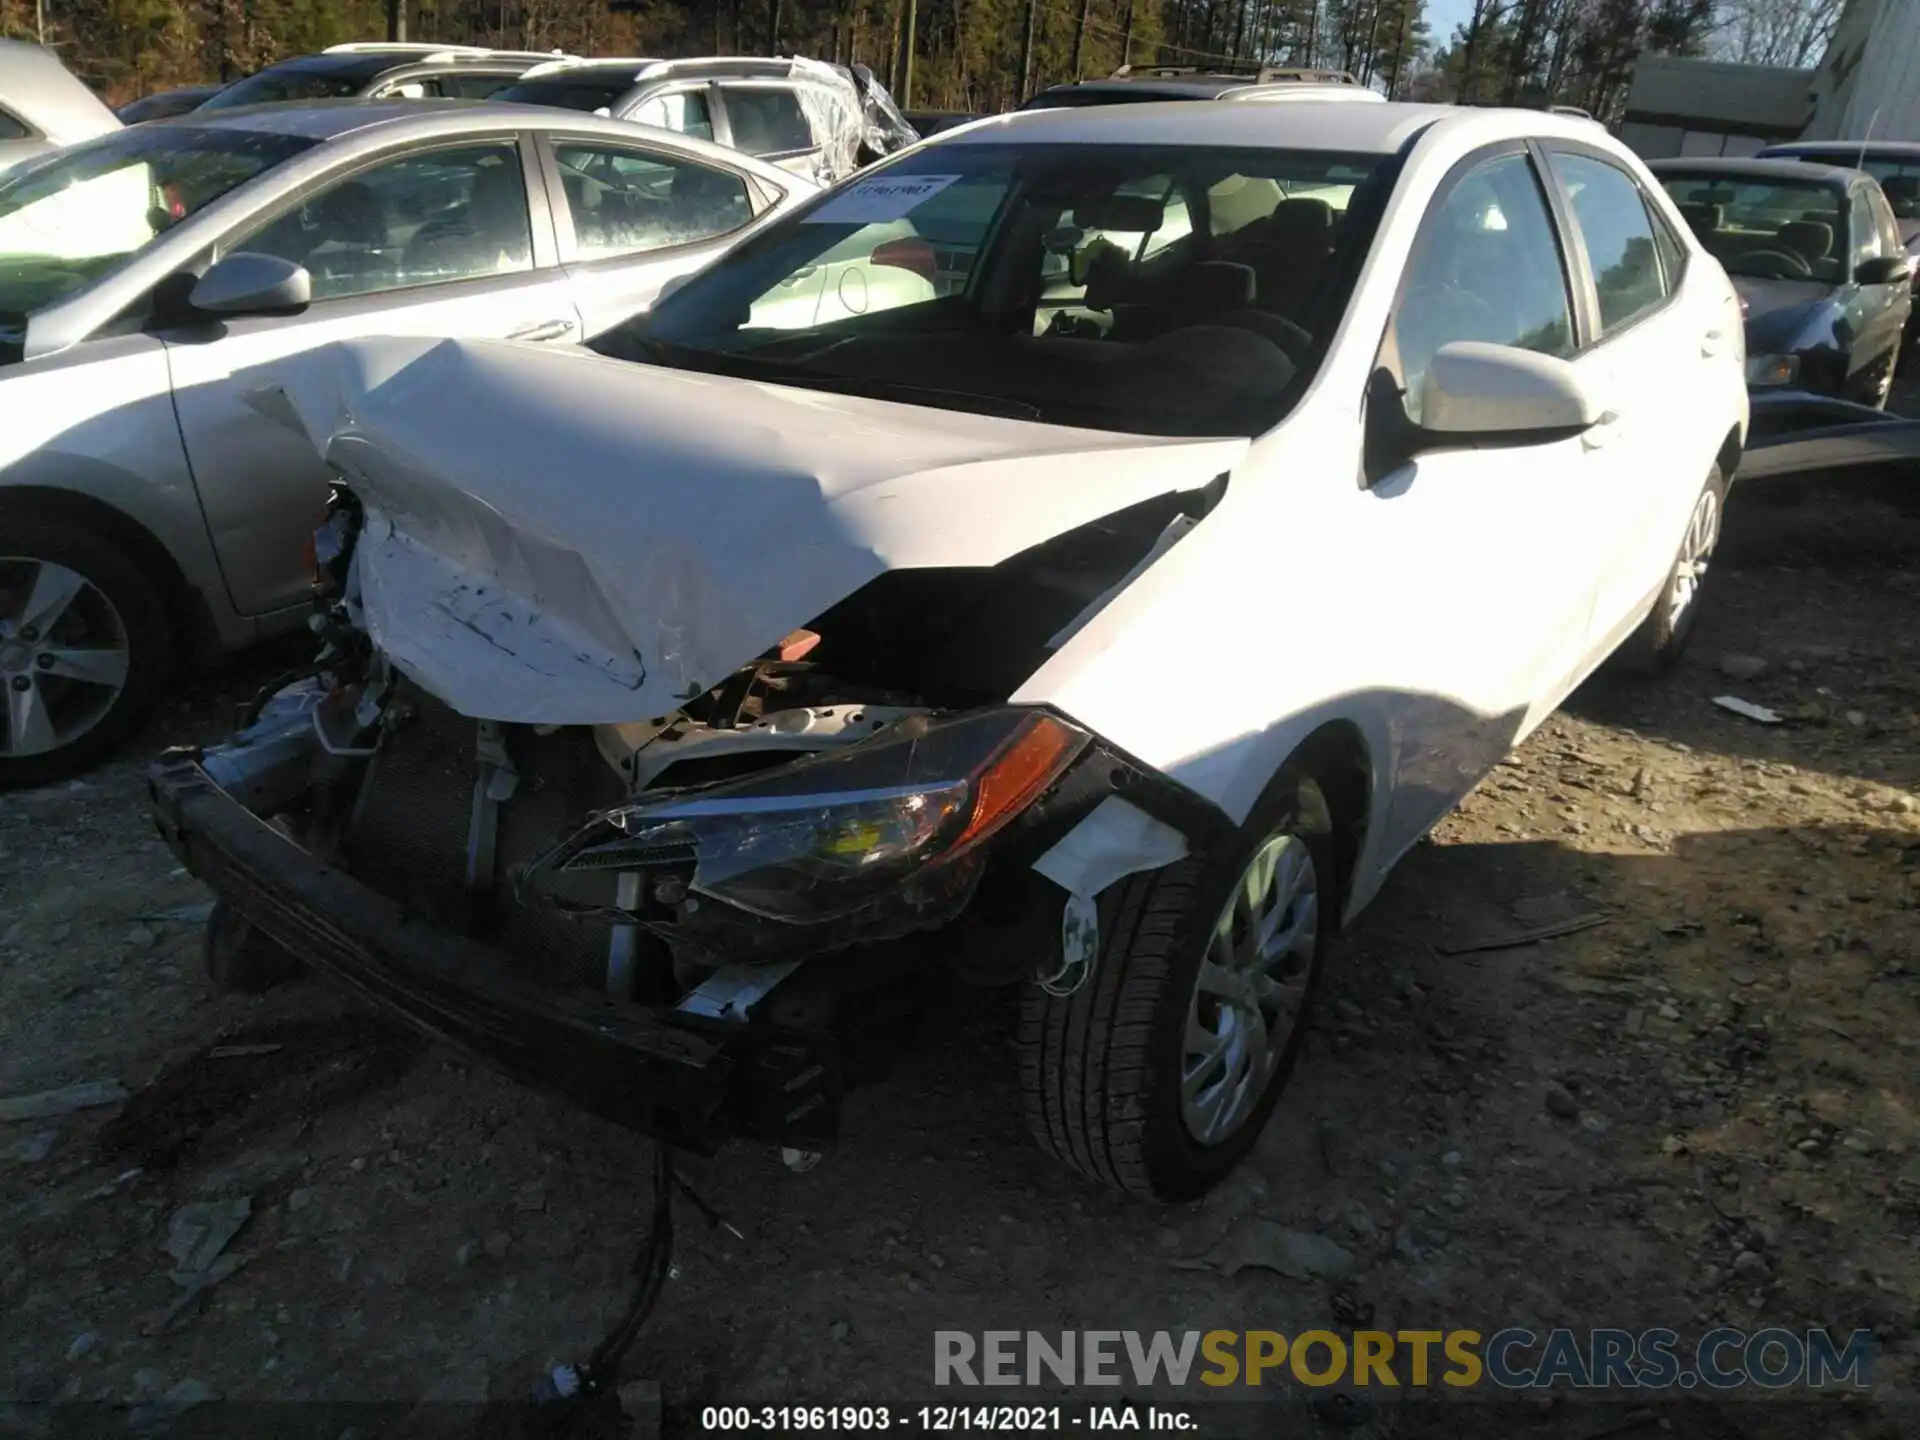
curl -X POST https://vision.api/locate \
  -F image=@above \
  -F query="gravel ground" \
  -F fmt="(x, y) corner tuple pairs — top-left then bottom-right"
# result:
(2, 423), (1918, 1439)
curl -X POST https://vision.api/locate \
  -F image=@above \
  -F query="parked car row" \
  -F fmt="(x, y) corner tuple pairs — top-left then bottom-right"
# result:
(111, 45), (919, 186)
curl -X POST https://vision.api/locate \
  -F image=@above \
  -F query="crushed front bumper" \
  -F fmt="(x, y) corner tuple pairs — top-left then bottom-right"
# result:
(147, 753), (838, 1153)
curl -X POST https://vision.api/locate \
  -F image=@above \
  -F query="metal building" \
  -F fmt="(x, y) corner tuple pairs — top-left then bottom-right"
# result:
(1803, 0), (1920, 142)
(1617, 56), (1814, 159)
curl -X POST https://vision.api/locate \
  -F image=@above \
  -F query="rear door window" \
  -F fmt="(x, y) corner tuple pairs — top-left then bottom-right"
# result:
(1549, 151), (1671, 336)
(632, 89), (715, 143)
(551, 141), (753, 259)
(434, 73), (528, 100)
(720, 86), (815, 157)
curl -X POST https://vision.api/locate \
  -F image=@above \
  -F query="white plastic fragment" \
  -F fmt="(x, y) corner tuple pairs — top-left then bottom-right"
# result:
(1712, 695), (1781, 724)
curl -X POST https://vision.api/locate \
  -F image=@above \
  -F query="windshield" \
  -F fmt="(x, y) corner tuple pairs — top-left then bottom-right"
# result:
(1855, 159), (1920, 220)
(1770, 151), (1920, 219)
(593, 142), (1395, 436)
(1658, 174), (1847, 283)
(491, 77), (633, 114)
(198, 63), (379, 111)
(0, 128), (309, 327)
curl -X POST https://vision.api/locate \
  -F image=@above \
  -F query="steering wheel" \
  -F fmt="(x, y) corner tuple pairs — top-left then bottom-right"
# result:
(1731, 247), (1812, 280)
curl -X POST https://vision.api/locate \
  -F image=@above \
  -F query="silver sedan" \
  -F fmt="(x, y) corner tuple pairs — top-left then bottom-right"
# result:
(0, 99), (815, 787)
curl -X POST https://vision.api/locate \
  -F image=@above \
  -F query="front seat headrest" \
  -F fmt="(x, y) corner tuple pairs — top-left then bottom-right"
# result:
(1777, 218), (1834, 262)
(1266, 196), (1334, 245)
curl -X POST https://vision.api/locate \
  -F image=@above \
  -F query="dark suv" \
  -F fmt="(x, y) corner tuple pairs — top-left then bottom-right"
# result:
(197, 42), (573, 111)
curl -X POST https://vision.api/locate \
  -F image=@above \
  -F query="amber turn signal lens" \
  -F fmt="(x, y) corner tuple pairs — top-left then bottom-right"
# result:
(954, 715), (1082, 853)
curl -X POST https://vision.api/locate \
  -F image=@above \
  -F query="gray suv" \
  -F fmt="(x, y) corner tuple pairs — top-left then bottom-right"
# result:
(0, 100), (812, 788)
(493, 55), (918, 184)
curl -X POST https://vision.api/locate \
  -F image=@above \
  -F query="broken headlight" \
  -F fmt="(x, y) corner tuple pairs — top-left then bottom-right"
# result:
(536, 709), (1089, 924)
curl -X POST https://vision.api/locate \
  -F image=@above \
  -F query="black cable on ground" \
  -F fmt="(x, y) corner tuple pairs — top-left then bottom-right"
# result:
(581, 1142), (678, 1392)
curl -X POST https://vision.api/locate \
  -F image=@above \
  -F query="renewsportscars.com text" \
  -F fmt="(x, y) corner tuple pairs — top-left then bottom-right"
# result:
(934, 1327), (1875, 1392)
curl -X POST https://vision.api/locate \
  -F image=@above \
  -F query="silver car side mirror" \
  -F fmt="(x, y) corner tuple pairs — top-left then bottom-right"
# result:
(188, 252), (313, 319)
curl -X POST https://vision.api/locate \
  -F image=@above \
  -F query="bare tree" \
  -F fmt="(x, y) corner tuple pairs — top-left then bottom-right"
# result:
(1714, 0), (1843, 67)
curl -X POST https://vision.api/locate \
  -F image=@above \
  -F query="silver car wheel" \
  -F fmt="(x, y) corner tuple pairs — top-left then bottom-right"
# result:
(1668, 486), (1720, 631)
(1181, 830), (1320, 1147)
(0, 558), (133, 758)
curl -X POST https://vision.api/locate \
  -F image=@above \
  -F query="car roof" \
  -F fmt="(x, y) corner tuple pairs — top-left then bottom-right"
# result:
(0, 36), (122, 144)
(1762, 140), (1920, 158)
(1038, 77), (1254, 99)
(247, 51), (412, 81)
(1648, 156), (1859, 186)
(938, 99), (1476, 154)
(131, 98), (812, 186)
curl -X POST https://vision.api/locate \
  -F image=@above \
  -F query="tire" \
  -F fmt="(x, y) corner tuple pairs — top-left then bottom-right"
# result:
(1017, 773), (1337, 1201)
(204, 900), (305, 993)
(1614, 463), (1727, 677)
(0, 520), (172, 791)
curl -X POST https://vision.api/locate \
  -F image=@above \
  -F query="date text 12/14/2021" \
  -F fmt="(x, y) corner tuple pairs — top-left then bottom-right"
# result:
(699, 1405), (1200, 1432)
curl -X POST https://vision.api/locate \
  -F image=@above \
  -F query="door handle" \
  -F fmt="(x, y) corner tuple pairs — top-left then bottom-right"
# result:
(1701, 328), (1728, 357)
(781, 266), (819, 285)
(507, 318), (576, 343)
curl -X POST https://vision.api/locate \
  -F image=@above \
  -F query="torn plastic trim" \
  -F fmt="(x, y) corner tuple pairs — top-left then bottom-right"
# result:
(1031, 794), (1192, 900)
(1027, 785), (1196, 1000)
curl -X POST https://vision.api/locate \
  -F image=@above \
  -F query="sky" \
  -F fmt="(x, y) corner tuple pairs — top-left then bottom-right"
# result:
(1425, 0), (1477, 50)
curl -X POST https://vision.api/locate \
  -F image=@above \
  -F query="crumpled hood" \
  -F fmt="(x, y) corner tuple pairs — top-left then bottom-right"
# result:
(259, 336), (1248, 725)
(1733, 275), (1830, 350)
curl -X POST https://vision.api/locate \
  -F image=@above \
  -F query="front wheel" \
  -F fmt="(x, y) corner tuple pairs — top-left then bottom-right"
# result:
(0, 522), (171, 790)
(1614, 464), (1727, 676)
(1017, 777), (1336, 1201)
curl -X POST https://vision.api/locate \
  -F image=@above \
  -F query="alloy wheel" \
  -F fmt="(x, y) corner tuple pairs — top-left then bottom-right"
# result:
(1180, 830), (1321, 1146)
(0, 558), (133, 759)
(1667, 486), (1721, 631)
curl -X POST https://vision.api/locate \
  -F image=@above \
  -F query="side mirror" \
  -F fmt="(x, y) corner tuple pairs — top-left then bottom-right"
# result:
(1364, 342), (1604, 484)
(1423, 341), (1605, 438)
(1854, 255), (1909, 287)
(187, 252), (312, 318)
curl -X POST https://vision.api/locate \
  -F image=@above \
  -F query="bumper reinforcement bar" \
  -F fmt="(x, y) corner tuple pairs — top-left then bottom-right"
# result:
(148, 753), (837, 1152)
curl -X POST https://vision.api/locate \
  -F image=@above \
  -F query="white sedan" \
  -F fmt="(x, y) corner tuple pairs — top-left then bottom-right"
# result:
(154, 99), (1748, 1201)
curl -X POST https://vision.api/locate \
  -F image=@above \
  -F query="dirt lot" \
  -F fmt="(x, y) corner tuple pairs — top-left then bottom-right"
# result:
(2, 433), (1919, 1439)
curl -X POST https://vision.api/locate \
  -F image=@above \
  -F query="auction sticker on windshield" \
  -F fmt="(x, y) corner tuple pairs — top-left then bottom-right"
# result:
(804, 173), (964, 224)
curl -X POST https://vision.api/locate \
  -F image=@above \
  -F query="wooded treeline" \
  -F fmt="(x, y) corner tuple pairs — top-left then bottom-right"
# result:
(1426, 1), (1718, 118)
(0, 0), (1838, 121)
(0, 0), (1438, 110)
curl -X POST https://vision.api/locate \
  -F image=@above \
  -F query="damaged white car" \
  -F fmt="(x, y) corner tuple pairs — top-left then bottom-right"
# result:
(150, 101), (1748, 1200)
